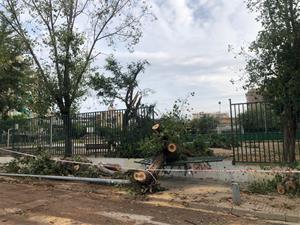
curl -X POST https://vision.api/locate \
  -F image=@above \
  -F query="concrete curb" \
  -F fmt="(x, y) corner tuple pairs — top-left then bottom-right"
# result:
(148, 196), (300, 223)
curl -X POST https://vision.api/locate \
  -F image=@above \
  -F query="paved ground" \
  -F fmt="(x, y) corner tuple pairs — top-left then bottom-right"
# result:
(0, 177), (286, 225)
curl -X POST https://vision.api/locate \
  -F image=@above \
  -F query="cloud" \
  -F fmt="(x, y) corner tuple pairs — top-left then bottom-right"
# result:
(81, 0), (260, 114)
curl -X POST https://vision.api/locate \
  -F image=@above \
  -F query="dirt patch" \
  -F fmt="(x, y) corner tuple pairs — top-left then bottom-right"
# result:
(211, 148), (233, 159)
(0, 176), (279, 225)
(153, 177), (300, 218)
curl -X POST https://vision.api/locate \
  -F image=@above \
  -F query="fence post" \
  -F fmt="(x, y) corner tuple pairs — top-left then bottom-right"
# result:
(12, 128), (15, 151)
(232, 183), (241, 205)
(50, 117), (53, 148)
(229, 99), (236, 165)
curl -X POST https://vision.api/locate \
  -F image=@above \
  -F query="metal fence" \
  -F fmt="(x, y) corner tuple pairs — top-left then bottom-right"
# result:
(0, 107), (155, 157)
(229, 100), (300, 163)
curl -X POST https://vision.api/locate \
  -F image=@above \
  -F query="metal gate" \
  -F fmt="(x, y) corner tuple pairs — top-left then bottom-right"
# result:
(229, 99), (300, 164)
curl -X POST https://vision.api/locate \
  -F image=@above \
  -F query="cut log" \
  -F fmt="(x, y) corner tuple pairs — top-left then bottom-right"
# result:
(73, 164), (80, 171)
(133, 171), (148, 183)
(167, 143), (177, 153)
(277, 183), (286, 195)
(133, 154), (165, 184)
(152, 123), (160, 133)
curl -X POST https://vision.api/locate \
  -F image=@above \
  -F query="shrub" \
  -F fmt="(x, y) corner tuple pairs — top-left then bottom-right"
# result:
(184, 135), (212, 156)
(189, 116), (219, 134)
(208, 133), (232, 149)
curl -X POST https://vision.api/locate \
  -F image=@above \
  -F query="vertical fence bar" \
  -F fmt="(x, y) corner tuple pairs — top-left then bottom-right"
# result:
(265, 104), (273, 162)
(256, 102), (262, 162)
(237, 104), (244, 162)
(229, 99), (236, 165)
(233, 104), (239, 162)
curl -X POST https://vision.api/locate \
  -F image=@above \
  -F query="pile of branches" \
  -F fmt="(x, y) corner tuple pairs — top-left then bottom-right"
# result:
(1, 150), (124, 178)
(277, 174), (299, 195)
(248, 173), (300, 196)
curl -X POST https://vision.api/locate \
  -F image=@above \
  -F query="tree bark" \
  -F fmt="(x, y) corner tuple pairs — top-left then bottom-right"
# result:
(62, 113), (72, 157)
(133, 143), (177, 184)
(282, 106), (297, 163)
(133, 153), (165, 184)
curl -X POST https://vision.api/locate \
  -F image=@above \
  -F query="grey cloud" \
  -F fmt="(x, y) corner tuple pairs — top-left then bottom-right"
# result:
(81, 0), (260, 114)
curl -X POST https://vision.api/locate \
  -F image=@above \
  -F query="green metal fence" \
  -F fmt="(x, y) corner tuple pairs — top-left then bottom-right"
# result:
(229, 100), (300, 163)
(0, 106), (155, 157)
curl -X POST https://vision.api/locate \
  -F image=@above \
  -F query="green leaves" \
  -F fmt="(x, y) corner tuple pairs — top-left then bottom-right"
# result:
(1, 0), (152, 117)
(0, 18), (33, 118)
(245, 0), (300, 162)
(90, 56), (149, 107)
(190, 116), (219, 134)
(245, 0), (300, 107)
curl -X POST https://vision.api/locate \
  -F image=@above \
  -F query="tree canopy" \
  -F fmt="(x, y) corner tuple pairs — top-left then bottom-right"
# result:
(90, 56), (149, 108)
(245, 0), (300, 162)
(0, 0), (151, 116)
(90, 56), (150, 127)
(0, 18), (32, 119)
(0, 0), (152, 156)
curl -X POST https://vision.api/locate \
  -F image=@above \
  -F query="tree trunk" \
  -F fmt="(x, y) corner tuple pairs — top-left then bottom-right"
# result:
(133, 143), (177, 184)
(282, 106), (297, 163)
(62, 113), (72, 157)
(123, 109), (130, 130)
(133, 154), (165, 184)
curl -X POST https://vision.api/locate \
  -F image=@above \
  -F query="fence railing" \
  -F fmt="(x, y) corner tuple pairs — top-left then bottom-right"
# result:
(0, 106), (155, 157)
(229, 100), (300, 163)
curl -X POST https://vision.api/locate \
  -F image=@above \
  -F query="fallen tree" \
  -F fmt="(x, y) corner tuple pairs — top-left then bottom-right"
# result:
(132, 123), (179, 188)
(0, 122), (191, 193)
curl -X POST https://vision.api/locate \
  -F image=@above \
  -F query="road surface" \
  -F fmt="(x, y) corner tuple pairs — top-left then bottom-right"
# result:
(0, 177), (284, 225)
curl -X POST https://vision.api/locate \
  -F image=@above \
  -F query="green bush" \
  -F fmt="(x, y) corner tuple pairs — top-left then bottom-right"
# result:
(189, 116), (219, 134)
(208, 133), (232, 149)
(184, 135), (212, 156)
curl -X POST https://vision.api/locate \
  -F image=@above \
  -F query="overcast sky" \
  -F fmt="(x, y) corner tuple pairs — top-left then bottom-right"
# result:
(81, 0), (260, 115)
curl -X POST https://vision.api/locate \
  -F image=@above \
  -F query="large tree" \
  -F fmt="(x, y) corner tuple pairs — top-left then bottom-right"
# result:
(245, 0), (300, 162)
(0, 0), (151, 156)
(0, 18), (32, 119)
(90, 56), (150, 127)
